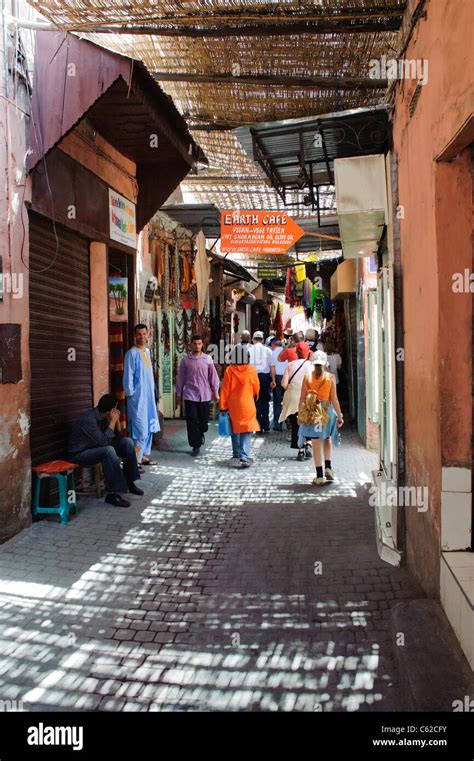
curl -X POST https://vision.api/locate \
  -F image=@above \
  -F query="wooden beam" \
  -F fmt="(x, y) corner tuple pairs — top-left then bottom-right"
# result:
(69, 7), (404, 37)
(189, 123), (243, 131)
(70, 7), (405, 28)
(74, 19), (401, 36)
(153, 72), (387, 90)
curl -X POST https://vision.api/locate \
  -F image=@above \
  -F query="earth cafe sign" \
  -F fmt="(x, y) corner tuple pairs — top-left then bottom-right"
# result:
(220, 210), (306, 255)
(109, 188), (137, 249)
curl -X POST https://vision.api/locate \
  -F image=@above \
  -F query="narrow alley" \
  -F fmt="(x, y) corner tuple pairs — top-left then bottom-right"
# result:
(0, 0), (473, 753)
(0, 423), (421, 712)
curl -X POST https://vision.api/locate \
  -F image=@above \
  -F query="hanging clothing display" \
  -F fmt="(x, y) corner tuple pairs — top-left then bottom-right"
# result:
(302, 278), (312, 309)
(273, 303), (283, 338)
(295, 263), (306, 282)
(313, 286), (326, 320)
(285, 266), (297, 307)
(194, 230), (210, 315)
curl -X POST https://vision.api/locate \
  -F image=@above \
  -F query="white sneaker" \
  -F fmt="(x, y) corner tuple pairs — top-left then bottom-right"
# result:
(325, 468), (335, 481)
(312, 476), (326, 486)
(239, 460), (251, 469)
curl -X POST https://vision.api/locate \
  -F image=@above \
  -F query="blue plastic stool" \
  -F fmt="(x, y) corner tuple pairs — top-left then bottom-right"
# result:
(32, 461), (78, 525)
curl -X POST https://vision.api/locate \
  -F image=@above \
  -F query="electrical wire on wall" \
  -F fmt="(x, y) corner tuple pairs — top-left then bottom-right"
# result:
(21, 29), (68, 273)
(1, 1), (62, 274)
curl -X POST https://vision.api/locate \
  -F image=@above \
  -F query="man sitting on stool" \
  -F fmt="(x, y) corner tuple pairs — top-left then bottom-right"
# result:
(68, 394), (143, 508)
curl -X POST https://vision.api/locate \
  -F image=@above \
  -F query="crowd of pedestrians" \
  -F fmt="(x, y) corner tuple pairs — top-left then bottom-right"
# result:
(67, 324), (344, 509)
(193, 326), (344, 485)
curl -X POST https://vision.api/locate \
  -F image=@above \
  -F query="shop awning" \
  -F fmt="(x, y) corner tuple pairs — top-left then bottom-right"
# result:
(208, 252), (257, 283)
(235, 107), (390, 220)
(28, 32), (207, 229)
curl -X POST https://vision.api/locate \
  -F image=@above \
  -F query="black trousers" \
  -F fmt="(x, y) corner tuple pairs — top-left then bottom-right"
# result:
(256, 372), (272, 430)
(72, 436), (140, 493)
(184, 400), (211, 448)
(288, 413), (301, 450)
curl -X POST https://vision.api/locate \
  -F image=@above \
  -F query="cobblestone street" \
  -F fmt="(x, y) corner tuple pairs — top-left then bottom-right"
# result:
(0, 421), (422, 712)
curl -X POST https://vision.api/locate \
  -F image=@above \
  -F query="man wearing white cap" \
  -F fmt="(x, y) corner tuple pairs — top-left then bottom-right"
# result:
(250, 331), (275, 433)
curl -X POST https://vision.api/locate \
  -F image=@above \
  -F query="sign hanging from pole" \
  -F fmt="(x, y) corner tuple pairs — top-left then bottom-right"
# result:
(220, 210), (305, 255)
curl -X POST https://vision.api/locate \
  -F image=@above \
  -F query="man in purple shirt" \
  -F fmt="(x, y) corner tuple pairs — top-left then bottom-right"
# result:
(176, 334), (220, 456)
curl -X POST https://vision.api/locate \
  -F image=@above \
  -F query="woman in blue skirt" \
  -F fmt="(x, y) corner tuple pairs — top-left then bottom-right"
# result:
(298, 351), (344, 485)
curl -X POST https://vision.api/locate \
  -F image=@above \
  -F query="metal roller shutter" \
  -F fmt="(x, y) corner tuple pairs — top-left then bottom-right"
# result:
(29, 213), (93, 466)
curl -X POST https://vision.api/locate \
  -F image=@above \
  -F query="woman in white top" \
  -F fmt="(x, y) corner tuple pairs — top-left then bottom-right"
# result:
(279, 341), (313, 461)
(324, 338), (342, 384)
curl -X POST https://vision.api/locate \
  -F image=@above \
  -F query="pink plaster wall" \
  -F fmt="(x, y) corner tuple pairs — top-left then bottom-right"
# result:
(0, 91), (32, 540)
(392, 0), (473, 595)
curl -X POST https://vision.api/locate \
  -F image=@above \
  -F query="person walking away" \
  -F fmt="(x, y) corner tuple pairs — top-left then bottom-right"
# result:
(236, 330), (252, 350)
(298, 351), (344, 485)
(270, 336), (287, 431)
(305, 328), (324, 353)
(176, 335), (220, 456)
(279, 342), (313, 461)
(324, 338), (342, 384)
(265, 330), (276, 346)
(220, 345), (260, 468)
(230, 330), (253, 459)
(249, 331), (274, 433)
(123, 324), (160, 466)
(277, 334), (298, 362)
(68, 394), (143, 507)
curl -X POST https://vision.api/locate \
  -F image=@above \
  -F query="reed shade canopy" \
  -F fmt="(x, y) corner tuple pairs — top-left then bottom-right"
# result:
(26, 0), (405, 212)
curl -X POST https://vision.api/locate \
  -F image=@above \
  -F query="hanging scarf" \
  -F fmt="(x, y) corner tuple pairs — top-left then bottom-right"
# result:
(194, 231), (210, 315)
(162, 243), (170, 311)
(273, 303), (283, 338)
(174, 238), (180, 307)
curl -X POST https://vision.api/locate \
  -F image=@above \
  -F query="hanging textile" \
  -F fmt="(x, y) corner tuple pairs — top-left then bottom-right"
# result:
(194, 230), (210, 315)
(295, 263), (306, 282)
(109, 323), (127, 432)
(185, 308), (193, 345)
(272, 303), (283, 338)
(161, 312), (171, 353)
(313, 286), (326, 321)
(285, 267), (297, 307)
(162, 243), (170, 311)
(302, 278), (312, 308)
(157, 241), (165, 282)
(180, 253), (192, 293)
(174, 308), (186, 356)
(210, 296), (222, 344)
(181, 247), (196, 309)
(174, 238), (180, 308)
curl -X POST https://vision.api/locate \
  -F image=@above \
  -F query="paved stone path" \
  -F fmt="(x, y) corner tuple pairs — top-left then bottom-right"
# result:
(0, 421), (422, 712)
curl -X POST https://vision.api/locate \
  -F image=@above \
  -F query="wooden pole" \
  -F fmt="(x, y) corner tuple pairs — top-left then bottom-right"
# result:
(153, 72), (388, 90)
(70, 18), (401, 36)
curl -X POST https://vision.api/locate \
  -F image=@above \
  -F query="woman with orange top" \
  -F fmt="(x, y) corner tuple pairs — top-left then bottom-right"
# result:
(220, 345), (260, 469)
(298, 350), (344, 485)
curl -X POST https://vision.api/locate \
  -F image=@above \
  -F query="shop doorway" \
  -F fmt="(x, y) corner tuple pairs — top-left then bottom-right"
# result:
(108, 248), (136, 433)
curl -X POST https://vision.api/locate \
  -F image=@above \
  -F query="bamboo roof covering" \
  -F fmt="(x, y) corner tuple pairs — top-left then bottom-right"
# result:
(26, 0), (404, 216)
(180, 177), (336, 215)
(27, 1), (404, 128)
